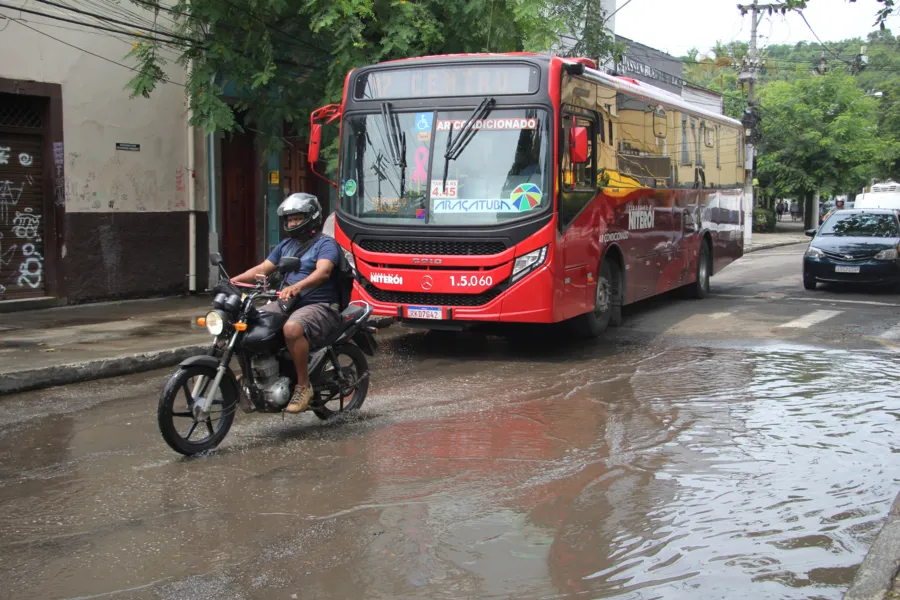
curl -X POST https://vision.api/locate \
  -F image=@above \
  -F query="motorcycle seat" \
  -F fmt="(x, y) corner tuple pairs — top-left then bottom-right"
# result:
(316, 304), (367, 348)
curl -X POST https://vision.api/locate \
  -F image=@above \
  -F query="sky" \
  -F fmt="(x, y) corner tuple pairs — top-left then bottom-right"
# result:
(613, 0), (900, 58)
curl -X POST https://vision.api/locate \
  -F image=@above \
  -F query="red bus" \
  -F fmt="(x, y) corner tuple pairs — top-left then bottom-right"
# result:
(309, 53), (746, 336)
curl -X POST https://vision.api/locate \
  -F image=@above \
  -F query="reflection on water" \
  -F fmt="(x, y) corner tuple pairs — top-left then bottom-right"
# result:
(0, 339), (897, 599)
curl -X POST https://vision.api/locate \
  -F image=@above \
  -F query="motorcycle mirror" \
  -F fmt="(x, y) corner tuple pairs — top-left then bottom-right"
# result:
(209, 252), (222, 267)
(277, 256), (300, 274)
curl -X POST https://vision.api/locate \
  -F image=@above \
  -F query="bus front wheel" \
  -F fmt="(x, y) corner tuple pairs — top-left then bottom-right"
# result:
(570, 260), (620, 338)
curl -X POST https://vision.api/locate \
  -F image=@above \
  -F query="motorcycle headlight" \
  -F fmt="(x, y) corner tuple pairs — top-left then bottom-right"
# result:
(205, 310), (225, 336)
(512, 246), (548, 283)
(875, 248), (899, 260)
(805, 246), (824, 259)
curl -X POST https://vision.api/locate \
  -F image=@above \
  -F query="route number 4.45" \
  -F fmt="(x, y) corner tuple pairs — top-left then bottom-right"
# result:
(450, 275), (493, 287)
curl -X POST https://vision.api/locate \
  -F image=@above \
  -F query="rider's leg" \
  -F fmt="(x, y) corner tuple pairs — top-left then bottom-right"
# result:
(283, 320), (310, 387)
(283, 320), (312, 413)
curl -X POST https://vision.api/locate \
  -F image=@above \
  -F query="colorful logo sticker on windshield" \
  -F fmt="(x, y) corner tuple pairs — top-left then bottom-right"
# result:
(416, 209), (426, 219)
(511, 183), (542, 212)
(344, 179), (357, 197)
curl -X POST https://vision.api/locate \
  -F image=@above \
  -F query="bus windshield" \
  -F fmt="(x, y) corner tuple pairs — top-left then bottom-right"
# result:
(339, 107), (550, 226)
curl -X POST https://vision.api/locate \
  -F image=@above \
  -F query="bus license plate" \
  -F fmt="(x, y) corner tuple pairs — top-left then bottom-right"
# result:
(406, 306), (443, 320)
(835, 265), (860, 273)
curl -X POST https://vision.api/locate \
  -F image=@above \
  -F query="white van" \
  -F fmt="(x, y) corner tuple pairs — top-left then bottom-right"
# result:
(854, 182), (900, 210)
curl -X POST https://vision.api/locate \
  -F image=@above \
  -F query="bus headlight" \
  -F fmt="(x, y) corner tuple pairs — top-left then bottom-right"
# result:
(512, 246), (548, 283)
(205, 310), (226, 336)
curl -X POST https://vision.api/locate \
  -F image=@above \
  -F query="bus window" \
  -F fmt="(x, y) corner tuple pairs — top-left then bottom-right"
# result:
(560, 111), (597, 228)
(562, 113), (595, 190)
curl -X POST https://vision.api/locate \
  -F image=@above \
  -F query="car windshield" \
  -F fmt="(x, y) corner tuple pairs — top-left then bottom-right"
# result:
(818, 213), (900, 237)
(339, 107), (550, 225)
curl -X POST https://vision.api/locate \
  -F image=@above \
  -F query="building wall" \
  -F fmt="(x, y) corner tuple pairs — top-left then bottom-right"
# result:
(0, 9), (208, 305)
(682, 86), (725, 115)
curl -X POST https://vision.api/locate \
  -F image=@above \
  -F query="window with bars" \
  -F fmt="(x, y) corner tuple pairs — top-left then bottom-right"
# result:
(0, 94), (44, 130)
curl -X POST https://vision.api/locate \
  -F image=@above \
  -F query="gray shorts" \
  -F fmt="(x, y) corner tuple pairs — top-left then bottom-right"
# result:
(262, 302), (341, 347)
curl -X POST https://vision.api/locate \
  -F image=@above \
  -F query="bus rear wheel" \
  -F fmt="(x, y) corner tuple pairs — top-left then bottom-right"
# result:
(570, 260), (620, 338)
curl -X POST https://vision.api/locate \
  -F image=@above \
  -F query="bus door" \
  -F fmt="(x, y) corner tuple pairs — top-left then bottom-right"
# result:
(559, 109), (599, 319)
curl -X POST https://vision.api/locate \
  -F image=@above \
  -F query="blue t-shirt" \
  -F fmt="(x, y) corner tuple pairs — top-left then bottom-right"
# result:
(267, 236), (341, 305)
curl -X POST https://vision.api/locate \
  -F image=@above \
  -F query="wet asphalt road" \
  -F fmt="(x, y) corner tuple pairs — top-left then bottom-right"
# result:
(1, 243), (900, 600)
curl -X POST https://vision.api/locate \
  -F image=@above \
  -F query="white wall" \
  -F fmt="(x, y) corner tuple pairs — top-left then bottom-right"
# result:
(0, 8), (207, 213)
(682, 86), (724, 115)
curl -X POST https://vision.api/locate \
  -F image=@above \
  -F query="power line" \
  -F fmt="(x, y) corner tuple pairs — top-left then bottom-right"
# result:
(0, 1), (189, 46)
(797, 11), (854, 66)
(32, 0), (193, 42)
(0, 11), (186, 88)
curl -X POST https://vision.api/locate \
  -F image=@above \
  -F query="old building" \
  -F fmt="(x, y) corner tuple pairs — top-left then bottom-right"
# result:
(0, 5), (211, 309)
(0, 5), (326, 309)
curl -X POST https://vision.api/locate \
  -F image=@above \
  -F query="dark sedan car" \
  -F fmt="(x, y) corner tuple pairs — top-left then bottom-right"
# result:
(803, 209), (900, 290)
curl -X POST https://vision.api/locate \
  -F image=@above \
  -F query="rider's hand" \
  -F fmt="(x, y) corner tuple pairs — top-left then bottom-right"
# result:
(278, 283), (300, 301)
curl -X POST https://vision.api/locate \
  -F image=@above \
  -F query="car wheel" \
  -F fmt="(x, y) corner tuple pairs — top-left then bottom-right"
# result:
(803, 273), (817, 290)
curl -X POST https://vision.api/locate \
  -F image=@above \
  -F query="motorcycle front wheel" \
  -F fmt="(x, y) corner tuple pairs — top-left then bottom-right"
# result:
(157, 364), (238, 455)
(313, 344), (369, 420)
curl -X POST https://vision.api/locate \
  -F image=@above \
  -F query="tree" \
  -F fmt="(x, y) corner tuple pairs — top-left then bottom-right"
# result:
(755, 71), (899, 225)
(125, 0), (616, 153)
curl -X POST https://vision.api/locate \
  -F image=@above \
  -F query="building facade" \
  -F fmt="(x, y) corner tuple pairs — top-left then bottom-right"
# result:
(0, 7), (211, 309)
(0, 6), (326, 309)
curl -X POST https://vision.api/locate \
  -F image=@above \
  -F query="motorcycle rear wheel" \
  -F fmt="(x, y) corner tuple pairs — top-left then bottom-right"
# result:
(313, 344), (369, 420)
(158, 365), (238, 455)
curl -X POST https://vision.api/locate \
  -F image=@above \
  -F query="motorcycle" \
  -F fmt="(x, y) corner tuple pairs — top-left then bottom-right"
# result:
(157, 251), (383, 456)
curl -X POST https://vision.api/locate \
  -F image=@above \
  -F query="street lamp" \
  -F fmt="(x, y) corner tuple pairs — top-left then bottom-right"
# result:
(849, 90), (884, 106)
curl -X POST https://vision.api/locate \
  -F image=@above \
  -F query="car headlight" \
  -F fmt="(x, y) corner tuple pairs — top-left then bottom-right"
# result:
(805, 246), (824, 259)
(875, 248), (899, 260)
(205, 310), (225, 336)
(512, 246), (548, 283)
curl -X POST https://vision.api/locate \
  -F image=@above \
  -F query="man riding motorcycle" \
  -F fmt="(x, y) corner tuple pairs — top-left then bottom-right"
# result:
(231, 193), (341, 414)
(820, 198), (846, 226)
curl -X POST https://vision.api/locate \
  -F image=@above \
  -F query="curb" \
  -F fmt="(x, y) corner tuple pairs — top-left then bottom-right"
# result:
(0, 344), (208, 396)
(844, 491), (900, 600)
(745, 240), (809, 253)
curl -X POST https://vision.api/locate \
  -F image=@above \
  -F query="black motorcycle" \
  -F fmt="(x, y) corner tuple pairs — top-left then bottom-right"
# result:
(157, 252), (383, 455)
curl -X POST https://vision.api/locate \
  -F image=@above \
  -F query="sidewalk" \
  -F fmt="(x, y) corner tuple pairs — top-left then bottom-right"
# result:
(0, 296), (211, 395)
(746, 219), (811, 253)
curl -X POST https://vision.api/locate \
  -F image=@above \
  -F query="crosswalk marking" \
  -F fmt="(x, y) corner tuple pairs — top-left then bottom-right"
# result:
(879, 323), (900, 340)
(708, 312), (731, 320)
(778, 310), (842, 329)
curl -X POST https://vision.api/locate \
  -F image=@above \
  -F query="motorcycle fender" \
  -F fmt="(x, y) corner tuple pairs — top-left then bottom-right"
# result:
(178, 355), (241, 402)
(352, 330), (378, 356)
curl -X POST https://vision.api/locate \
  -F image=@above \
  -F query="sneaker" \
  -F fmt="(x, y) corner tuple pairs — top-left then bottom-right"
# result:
(285, 384), (313, 414)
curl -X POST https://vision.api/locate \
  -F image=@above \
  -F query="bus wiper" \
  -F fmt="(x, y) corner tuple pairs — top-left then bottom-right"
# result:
(380, 101), (407, 198)
(441, 97), (495, 192)
(380, 102), (405, 167)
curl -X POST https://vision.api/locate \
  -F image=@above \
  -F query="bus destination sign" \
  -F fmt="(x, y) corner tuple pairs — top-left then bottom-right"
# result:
(354, 64), (540, 100)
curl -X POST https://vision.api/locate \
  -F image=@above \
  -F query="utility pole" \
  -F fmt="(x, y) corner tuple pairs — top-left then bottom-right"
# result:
(737, 1), (796, 240)
(737, 2), (764, 248)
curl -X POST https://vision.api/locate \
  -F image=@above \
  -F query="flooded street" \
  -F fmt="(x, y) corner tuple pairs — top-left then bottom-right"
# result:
(1, 245), (899, 599)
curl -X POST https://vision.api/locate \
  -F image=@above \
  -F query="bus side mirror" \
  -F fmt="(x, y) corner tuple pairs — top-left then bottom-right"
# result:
(308, 124), (322, 165)
(571, 126), (588, 164)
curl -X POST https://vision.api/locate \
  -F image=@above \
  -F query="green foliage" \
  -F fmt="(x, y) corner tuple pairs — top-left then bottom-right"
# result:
(125, 0), (616, 156)
(755, 70), (900, 199)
